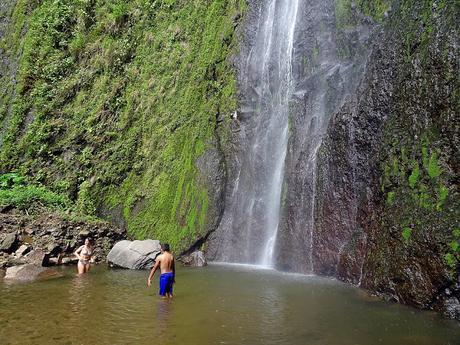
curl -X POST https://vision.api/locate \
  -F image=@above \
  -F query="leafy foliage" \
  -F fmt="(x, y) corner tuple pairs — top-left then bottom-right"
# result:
(0, 0), (245, 252)
(0, 173), (70, 211)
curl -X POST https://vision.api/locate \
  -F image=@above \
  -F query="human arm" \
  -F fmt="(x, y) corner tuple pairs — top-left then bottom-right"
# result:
(74, 245), (83, 260)
(147, 257), (160, 287)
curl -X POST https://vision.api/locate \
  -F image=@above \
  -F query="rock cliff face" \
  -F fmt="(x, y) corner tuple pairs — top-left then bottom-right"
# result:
(312, 0), (459, 319)
(208, 0), (459, 319)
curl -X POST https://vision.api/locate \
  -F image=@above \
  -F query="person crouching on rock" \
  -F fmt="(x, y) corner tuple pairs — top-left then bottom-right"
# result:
(147, 243), (176, 298)
(75, 238), (94, 274)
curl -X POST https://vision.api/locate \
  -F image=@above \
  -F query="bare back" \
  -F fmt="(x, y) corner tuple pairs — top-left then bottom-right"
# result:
(157, 252), (175, 274)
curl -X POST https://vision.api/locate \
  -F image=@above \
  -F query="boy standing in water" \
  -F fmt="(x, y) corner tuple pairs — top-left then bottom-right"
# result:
(147, 243), (175, 298)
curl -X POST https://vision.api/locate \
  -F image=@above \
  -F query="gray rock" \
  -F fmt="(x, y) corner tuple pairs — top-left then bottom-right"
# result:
(15, 244), (30, 257)
(0, 233), (17, 253)
(4, 264), (63, 281)
(78, 229), (91, 237)
(443, 297), (460, 321)
(25, 249), (49, 266)
(107, 240), (161, 269)
(182, 251), (207, 267)
(61, 256), (78, 265)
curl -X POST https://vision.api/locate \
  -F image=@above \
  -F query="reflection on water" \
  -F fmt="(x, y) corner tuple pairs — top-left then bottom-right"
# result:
(155, 298), (174, 338)
(0, 264), (459, 345)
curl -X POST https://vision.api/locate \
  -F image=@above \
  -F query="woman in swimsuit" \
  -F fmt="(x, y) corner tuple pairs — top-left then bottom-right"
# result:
(75, 238), (94, 274)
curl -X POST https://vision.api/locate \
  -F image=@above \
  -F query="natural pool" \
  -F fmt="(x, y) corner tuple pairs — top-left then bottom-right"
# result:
(1, 263), (459, 345)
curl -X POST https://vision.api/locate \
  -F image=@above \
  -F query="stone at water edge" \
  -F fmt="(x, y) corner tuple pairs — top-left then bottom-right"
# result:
(4, 264), (63, 281)
(107, 239), (161, 269)
(0, 233), (18, 253)
(61, 256), (78, 265)
(181, 251), (207, 267)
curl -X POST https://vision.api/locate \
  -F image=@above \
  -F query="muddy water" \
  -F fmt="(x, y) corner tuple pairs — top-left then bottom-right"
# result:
(1, 263), (458, 345)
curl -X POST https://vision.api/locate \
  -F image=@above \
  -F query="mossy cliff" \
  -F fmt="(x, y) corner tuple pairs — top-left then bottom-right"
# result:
(0, 0), (245, 253)
(315, 0), (459, 318)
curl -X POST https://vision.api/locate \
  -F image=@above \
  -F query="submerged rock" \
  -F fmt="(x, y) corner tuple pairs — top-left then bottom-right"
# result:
(4, 264), (63, 281)
(181, 251), (207, 267)
(107, 240), (161, 269)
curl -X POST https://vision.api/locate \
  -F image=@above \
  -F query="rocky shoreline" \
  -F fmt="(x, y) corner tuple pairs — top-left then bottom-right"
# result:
(0, 211), (126, 274)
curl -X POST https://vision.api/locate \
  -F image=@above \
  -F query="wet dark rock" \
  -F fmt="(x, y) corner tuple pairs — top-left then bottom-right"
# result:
(313, 0), (459, 319)
(0, 233), (18, 253)
(107, 240), (161, 269)
(4, 264), (63, 282)
(181, 251), (207, 267)
(443, 297), (460, 320)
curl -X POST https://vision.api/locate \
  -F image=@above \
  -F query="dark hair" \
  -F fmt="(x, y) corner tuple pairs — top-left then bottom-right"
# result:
(85, 237), (93, 245)
(161, 243), (170, 252)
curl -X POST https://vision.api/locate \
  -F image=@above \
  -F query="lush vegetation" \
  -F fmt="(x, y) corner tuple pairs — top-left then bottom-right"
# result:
(0, 0), (245, 252)
(0, 173), (70, 211)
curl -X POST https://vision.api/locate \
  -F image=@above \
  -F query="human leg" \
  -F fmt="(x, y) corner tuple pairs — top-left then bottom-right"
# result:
(77, 261), (85, 274)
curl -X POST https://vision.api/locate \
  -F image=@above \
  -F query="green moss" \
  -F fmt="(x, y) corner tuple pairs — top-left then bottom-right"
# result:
(0, 0), (246, 252)
(408, 163), (419, 188)
(427, 152), (441, 178)
(386, 191), (395, 205)
(401, 227), (412, 242)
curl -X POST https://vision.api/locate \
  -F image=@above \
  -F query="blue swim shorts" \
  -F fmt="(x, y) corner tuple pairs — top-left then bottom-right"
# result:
(159, 272), (174, 296)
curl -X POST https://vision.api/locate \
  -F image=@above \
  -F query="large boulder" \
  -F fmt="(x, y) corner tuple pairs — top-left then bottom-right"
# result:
(181, 251), (207, 267)
(4, 264), (63, 281)
(25, 249), (49, 266)
(107, 240), (161, 269)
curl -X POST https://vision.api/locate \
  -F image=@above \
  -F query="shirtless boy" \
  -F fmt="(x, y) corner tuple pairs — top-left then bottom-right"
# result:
(147, 243), (175, 298)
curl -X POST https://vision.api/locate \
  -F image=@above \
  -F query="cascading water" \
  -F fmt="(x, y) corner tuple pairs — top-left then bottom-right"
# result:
(207, 0), (373, 272)
(208, 0), (300, 267)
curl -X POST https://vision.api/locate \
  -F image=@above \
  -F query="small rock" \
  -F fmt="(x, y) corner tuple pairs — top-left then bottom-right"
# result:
(46, 243), (61, 255)
(4, 264), (63, 281)
(19, 234), (33, 244)
(181, 250), (207, 267)
(61, 256), (78, 265)
(46, 227), (59, 234)
(78, 229), (91, 237)
(15, 245), (30, 257)
(444, 297), (460, 321)
(0, 233), (18, 253)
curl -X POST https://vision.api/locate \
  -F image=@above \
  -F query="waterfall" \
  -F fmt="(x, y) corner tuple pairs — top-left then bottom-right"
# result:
(208, 0), (372, 273)
(209, 0), (300, 267)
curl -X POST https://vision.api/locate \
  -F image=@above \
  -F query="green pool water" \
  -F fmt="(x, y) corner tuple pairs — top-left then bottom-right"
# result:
(1, 263), (459, 344)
